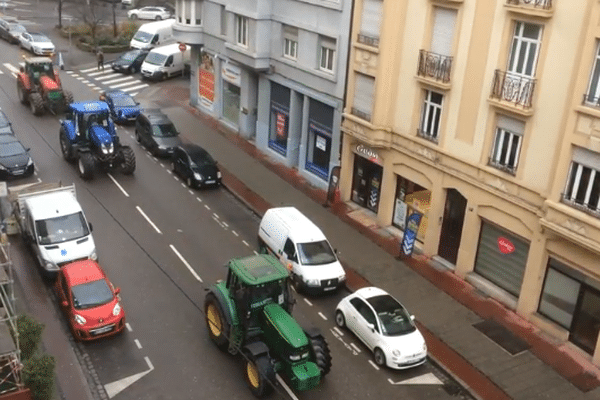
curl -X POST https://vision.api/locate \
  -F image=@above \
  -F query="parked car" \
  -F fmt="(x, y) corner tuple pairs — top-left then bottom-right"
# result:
(0, 135), (34, 180)
(335, 287), (428, 370)
(111, 49), (149, 74)
(19, 32), (55, 56)
(127, 6), (171, 20)
(0, 16), (16, 40)
(172, 144), (221, 188)
(135, 109), (182, 157)
(99, 90), (141, 124)
(122, 0), (133, 5)
(4, 23), (26, 44)
(55, 260), (126, 341)
(0, 109), (14, 135)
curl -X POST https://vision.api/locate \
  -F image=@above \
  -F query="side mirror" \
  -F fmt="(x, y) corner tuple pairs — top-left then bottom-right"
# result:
(410, 315), (415, 321)
(88, 222), (93, 232)
(114, 287), (121, 295)
(367, 323), (375, 332)
(25, 147), (30, 152)
(61, 300), (68, 307)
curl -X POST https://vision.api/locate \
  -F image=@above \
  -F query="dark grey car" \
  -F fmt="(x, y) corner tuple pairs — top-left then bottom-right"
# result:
(134, 109), (182, 157)
(0, 109), (14, 135)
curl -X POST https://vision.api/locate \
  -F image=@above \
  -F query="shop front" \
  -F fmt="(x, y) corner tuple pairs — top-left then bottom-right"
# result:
(392, 175), (431, 243)
(222, 62), (241, 127)
(351, 144), (383, 213)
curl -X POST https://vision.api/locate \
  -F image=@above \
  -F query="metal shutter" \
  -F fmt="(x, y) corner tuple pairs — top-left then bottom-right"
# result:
(353, 73), (375, 117)
(474, 221), (529, 297)
(431, 7), (457, 57)
(360, 0), (383, 39)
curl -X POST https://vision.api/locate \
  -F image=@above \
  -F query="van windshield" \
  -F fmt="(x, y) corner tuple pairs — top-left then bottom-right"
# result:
(35, 212), (90, 245)
(144, 52), (167, 66)
(133, 31), (153, 43)
(297, 240), (337, 266)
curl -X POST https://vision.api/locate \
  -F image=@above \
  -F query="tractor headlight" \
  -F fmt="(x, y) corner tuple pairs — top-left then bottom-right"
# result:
(74, 314), (86, 326)
(193, 172), (203, 181)
(289, 354), (301, 361)
(112, 303), (121, 316)
(101, 142), (114, 155)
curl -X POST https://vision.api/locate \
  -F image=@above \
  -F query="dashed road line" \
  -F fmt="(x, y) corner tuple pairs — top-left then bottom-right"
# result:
(169, 244), (203, 282)
(368, 360), (380, 370)
(318, 312), (328, 321)
(304, 298), (313, 306)
(204, 204), (210, 210)
(136, 206), (162, 234)
(232, 230), (238, 237)
(275, 374), (299, 400)
(242, 240), (250, 247)
(134, 339), (142, 349)
(350, 343), (362, 353)
(125, 323), (132, 332)
(107, 173), (129, 197)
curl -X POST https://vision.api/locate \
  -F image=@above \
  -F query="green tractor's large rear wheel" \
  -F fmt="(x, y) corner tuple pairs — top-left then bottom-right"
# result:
(309, 334), (332, 377)
(30, 93), (44, 116)
(204, 293), (230, 351)
(244, 353), (274, 398)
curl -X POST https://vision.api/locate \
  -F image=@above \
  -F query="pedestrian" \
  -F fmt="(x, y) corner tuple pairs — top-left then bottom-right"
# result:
(97, 49), (104, 71)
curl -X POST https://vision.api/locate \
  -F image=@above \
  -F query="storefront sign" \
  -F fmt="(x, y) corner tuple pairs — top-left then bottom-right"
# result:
(316, 135), (327, 151)
(222, 62), (241, 86)
(276, 113), (286, 138)
(355, 144), (381, 165)
(497, 237), (515, 254)
(400, 212), (422, 257)
(198, 51), (215, 110)
(393, 198), (407, 230)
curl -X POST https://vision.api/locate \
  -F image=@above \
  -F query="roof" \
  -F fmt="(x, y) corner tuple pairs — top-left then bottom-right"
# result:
(24, 191), (82, 220)
(24, 56), (53, 64)
(140, 109), (171, 124)
(149, 42), (188, 55)
(62, 259), (105, 286)
(229, 254), (289, 286)
(69, 102), (110, 114)
(136, 18), (175, 30)
(264, 207), (326, 243)
(355, 286), (390, 300)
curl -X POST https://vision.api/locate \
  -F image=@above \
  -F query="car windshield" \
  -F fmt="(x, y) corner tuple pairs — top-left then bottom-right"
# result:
(31, 34), (50, 42)
(144, 52), (167, 65)
(189, 150), (215, 167)
(152, 122), (178, 137)
(132, 31), (152, 43)
(71, 279), (113, 310)
(121, 51), (142, 61)
(0, 113), (9, 128)
(35, 212), (90, 245)
(112, 96), (137, 107)
(0, 141), (25, 157)
(367, 295), (416, 336)
(297, 240), (337, 266)
(8, 24), (25, 33)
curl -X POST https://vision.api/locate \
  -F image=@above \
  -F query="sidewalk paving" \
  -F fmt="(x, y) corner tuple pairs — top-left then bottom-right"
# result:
(155, 82), (600, 400)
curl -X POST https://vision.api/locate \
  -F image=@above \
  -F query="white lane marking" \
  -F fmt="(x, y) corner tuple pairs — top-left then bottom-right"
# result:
(222, 222), (228, 228)
(275, 374), (299, 400)
(232, 230), (238, 237)
(3, 63), (19, 75)
(388, 373), (443, 385)
(318, 312), (327, 321)
(368, 360), (380, 370)
(181, 183), (186, 188)
(102, 76), (136, 85)
(332, 327), (344, 336)
(303, 298), (313, 306)
(125, 323), (132, 332)
(170, 244), (202, 282)
(196, 197), (202, 202)
(92, 72), (120, 79)
(75, 76), (85, 80)
(121, 84), (149, 92)
(80, 66), (98, 73)
(204, 204), (210, 210)
(213, 213), (219, 219)
(129, 92), (139, 97)
(104, 356), (154, 399)
(93, 87), (103, 91)
(350, 343), (362, 353)
(134, 339), (142, 349)
(111, 80), (145, 89)
(330, 328), (358, 355)
(136, 206), (162, 234)
(81, 79), (89, 83)
(253, 250), (258, 255)
(242, 240), (250, 247)
(107, 173), (129, 197)
(188, 190), (194, 195)
(212, 216), (226, 229)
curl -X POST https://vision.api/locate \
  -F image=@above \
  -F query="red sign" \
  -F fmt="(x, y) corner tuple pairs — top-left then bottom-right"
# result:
(276, 113), (286, 138)
(497, 237), (515, 254)
(178, 43), (187, 52)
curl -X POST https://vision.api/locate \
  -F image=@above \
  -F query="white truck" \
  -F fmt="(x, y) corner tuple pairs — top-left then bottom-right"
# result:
(9, 183), (97, 278)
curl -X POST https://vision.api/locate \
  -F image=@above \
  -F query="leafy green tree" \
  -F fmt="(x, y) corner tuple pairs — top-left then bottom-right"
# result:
(16, 314), (44, 361)
(22, 354), (55, 400)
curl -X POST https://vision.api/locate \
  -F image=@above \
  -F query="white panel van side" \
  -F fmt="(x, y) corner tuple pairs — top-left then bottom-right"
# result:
(258, 207), (346, 294)
(140, 43), (190, 80)
(130, 19), (175, 50)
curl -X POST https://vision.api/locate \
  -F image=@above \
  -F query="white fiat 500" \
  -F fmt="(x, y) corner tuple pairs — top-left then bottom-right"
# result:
(335, 287), (427, 369)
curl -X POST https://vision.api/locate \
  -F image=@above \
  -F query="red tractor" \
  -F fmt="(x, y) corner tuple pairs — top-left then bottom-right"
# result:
(16, 56), (74, 116)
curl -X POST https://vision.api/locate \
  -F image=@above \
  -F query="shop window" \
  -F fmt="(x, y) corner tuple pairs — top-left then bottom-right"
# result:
(489, 115), (524, 174)
(538, 263), (580, 329)
(418, 90), (443, 142)
(563, 147), (600, 215)
(392, 177), (429, 242)
(269, 82), (291, 156)
(306, 100), (334, 181)
(351, 155), (382, 213)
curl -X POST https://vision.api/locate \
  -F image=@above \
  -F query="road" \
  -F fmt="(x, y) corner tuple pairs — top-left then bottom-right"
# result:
(0, 4), (475, 400)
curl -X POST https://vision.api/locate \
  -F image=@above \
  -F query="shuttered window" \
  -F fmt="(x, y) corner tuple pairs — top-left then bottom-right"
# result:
(359, 0), (383, 43)
(474, 221), (529, 297)
(352, 73), (375, 121)
(430, 7), (456, 56)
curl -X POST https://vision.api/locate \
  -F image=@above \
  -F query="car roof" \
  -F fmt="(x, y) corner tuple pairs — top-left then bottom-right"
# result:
(178, 143), (209, 156)
(25, 191), (82, 219)
(354, 286), (392, 300)
(140, 109), (172, 123)
(62, 260), (106, 286)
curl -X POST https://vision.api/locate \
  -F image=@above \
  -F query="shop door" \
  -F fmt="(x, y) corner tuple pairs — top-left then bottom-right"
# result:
(351, 156), (383, 212)
(570, 288), (600, 354)
(438, 189), (466, 265)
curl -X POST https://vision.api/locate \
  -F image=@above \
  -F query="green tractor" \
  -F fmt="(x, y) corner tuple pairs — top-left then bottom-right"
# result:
(204, 254), (332, 398)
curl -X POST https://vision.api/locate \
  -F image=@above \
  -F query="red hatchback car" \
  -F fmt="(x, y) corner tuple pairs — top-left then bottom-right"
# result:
(55, 260), (126, 341)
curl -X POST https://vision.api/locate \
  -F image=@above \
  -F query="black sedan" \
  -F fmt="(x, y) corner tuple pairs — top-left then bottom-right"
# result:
(172, 144), (221, 189)
(99, 90), (141, 124)
(135, 109), (182, 157)
(0, 109), (14, 135)
(112, 49), (149, 74)
(0, 135), (34, 180)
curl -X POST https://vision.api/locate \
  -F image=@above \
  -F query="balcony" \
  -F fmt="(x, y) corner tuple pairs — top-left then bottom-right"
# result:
(417, 50), (452, 84)
(505, 0), (553, 18)
(490, 70), (536, 110)
(506, 0), (552, 9)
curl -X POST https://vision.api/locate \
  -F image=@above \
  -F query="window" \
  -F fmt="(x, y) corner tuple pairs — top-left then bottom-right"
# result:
(418, 90), (443, 141)
(319, 36), (336, 73)
(564, 147), (600, 213)
(489, 116), (524, 173)
(283, 25), (298, 60)
(586, 41), (600, 106)
(220, 5), (227, 36)
(352, 73), (375, 121)
(358, 0), (382, 46)
(431, 7), (457, 57)
(194, 1), (202, 25)
(235, 14), (248, 47)
(184, 0), (191, 24)
(507, 21), (542, 77)
(539, 264), (580, 329)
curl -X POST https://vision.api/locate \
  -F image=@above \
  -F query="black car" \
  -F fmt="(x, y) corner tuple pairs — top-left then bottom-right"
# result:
(112, 49), (149, 74)
(135, 109), (182, 157)
(0, 109), (14, 135)
(0, 135), (34, 180)
(172, 144), (221, 189)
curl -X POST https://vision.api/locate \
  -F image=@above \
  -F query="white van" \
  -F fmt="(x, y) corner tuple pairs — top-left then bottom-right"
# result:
(130, 19), (175, 50)
(258, 207), (346, 294)
(140, 43), (190, 80)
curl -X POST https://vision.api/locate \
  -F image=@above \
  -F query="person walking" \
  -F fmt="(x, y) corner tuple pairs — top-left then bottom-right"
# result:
(96, 49), (104, 71)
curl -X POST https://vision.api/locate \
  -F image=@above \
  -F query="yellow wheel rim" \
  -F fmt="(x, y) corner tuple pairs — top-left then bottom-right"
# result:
(207, 304), (222, 337)
(246, 361), (260, 388)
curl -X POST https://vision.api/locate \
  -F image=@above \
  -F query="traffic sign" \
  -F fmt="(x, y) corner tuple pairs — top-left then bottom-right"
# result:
(179, 43), (187, 52)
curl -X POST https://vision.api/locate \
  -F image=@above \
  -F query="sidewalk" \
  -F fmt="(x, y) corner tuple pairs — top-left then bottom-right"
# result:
(157, 82), (600, 400)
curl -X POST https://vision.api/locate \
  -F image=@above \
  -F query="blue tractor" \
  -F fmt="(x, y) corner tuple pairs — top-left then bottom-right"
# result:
(59, 102), (136, 180)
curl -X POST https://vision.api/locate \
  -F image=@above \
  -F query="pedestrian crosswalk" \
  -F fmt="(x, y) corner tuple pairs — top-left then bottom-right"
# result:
(0, 62), (148, 98)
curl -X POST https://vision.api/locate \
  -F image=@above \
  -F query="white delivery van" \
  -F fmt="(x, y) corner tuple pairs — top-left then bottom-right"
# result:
(141, 43), (190, 80)
(130, 19), (175, 50)
(258, 207), (346, 294)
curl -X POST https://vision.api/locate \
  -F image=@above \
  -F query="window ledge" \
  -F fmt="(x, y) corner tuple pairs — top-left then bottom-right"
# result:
(575, 104), (600, 120)
(504, 4), (553, 18)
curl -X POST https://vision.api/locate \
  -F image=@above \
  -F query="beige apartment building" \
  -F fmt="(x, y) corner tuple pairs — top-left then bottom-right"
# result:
(340, 0), (600, 364)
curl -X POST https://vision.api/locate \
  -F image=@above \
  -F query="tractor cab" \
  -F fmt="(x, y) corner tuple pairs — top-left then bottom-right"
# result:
(22, 57), (55, 85)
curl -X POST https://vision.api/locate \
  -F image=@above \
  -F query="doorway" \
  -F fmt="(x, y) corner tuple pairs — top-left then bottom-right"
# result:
(438, 189), (466, 265)
(570, 287), (600, 354)
(351, 155), (383, 213)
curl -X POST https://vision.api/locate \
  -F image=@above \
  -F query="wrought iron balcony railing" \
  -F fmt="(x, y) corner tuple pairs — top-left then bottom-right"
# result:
(506, 0), (552, 10)
(490, 70), (536, 109)
(417, 50), (452, 84)
(357, 34), (379, 48)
